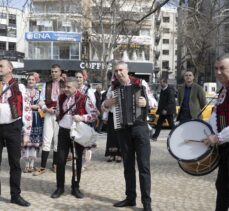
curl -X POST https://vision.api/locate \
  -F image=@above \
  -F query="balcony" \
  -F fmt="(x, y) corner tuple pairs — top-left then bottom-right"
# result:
(155, 33), (161, 44)
(155, 17), (161, 26)
(154, 50), (160, 59)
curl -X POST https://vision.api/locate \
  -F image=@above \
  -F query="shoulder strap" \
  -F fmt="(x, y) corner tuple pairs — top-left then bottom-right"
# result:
(62, 95), (82, 117)
(0, 80), (16, 97)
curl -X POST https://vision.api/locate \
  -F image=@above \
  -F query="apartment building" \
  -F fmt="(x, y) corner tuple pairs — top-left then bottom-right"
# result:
(24, 0), (154, 82)
(153, 7), (177, 83)
(0, 6), (26, 70)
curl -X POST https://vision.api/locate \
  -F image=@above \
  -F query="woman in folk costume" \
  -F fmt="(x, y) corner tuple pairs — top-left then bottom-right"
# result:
(21, 73), (44, 173)
(75, 70), (96, 170)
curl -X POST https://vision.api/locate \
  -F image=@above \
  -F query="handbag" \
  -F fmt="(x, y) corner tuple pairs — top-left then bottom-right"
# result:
(70, 122), (97, 147)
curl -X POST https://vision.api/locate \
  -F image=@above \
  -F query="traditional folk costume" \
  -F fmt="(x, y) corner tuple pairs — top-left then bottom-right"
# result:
(55, 90), (97, 196)
(33, 79), (64, 175)
(208, 87), (229, 211)
(0, 78), (32, 200)
(104, 76), (157, 209)
(78, 84), (96, 169)
(21, 88), (43, 172)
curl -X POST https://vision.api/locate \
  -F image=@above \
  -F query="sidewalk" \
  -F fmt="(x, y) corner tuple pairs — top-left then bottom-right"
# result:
(0, 132), (217, 210)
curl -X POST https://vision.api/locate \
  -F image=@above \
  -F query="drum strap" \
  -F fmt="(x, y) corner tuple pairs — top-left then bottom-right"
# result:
(197, 88), (223, 119)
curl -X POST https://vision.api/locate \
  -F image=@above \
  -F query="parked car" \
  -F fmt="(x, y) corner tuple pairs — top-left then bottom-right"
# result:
(148, 94), (217, 128)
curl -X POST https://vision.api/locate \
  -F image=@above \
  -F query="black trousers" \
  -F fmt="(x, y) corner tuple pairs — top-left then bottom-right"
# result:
(0, 119), (22, 200)
(116, 123), (151, 205)
(56, 127), (84, 189)
(215, 144), (229, 211)
(153, 114), (174, 138)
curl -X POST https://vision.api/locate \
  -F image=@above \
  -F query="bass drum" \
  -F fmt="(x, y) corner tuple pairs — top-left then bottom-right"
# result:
(167, 119), (219, 176)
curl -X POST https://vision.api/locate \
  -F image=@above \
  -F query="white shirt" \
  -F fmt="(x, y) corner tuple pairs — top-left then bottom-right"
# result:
(0, 82), (32, 136)
(208, 87), (229, 143)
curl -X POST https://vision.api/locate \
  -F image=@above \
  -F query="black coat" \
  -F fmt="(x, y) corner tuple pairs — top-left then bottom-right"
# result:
(156, 86), (176, 115)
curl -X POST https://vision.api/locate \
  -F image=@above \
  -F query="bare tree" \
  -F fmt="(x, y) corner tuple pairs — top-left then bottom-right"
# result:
(177, 0), (229, 82)
(85, 0), (172, 88)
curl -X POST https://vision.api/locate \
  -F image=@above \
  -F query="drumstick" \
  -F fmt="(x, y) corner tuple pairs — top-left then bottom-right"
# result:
(184, 139), (205, 143)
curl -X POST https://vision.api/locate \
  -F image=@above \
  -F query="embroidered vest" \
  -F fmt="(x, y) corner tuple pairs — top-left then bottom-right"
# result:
(8, 78), (23, 119)
(45, 80), (65, 108)
(216, 88), (229, 132)
(58, 91), (87, 121)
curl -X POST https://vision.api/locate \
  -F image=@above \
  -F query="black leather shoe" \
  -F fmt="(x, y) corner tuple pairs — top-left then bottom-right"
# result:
(11, 196), (31, 207)
(71, 188), (84, 198)
(113, 199), (136, 207)
(143, 203), (152, 211)
(51, 188), (64, 198)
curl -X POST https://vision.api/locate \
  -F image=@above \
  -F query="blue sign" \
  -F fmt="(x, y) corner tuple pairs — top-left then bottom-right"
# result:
(25, 32), (81, 42)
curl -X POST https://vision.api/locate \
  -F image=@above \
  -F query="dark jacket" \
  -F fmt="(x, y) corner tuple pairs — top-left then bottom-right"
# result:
(156, 85), (176, 115)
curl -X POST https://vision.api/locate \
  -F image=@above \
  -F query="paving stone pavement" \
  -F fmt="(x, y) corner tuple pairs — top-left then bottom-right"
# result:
(0, 130), (217, 211)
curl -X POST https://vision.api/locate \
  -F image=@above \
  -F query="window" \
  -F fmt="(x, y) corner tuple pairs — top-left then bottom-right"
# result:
(0, 24), (7, 36)
(8, 14), (16, 27)
(0, 12), (7, 19)
(140, 29), (150, 36)
(162, 60), (169, 69)
(163, 39), (169, 44)
(53, 42), (80, 60)
(162, 50), (169, 55)
(8, 42), (16, 51)
(7, 28), (16, 37)
(163, 28), (170, 33)
(28, 42), (51, 59)
(0, 42), (6, 50)
(163, 17), (170, 23)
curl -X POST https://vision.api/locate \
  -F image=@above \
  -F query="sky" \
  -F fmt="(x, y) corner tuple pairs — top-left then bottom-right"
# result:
(0, 0), (29, 9)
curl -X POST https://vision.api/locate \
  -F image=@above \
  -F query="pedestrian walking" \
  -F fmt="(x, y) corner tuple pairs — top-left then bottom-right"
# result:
(0, 59), (32, 207)
(152, 78), (176, 141)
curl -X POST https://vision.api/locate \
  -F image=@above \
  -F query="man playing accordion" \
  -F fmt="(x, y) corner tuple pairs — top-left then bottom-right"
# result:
(102, 61), (157, 211)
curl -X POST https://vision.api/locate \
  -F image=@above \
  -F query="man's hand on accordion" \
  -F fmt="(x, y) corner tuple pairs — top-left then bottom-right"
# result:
(137, 96), (147, 108)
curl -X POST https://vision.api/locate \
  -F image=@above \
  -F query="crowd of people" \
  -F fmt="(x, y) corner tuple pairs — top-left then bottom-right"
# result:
(1, 54), (229, 211)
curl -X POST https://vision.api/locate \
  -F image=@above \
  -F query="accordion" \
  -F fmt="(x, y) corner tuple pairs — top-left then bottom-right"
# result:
(112, 85), (148, 130)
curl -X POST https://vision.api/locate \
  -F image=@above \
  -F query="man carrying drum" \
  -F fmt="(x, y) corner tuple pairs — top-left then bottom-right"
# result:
(203, 53), (229, 211)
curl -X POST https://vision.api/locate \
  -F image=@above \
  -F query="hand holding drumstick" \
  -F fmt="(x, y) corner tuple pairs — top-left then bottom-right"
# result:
(185, 130), (219, 147)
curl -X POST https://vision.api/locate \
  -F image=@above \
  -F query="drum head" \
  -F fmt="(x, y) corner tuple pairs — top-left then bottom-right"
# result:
(167, 120), (214, 162)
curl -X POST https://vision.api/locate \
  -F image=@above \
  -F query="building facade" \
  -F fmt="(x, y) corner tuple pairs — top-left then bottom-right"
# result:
(0, 6), (26, 70)
(153, 7), (177, 83)
(24, 0), (155, 82)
